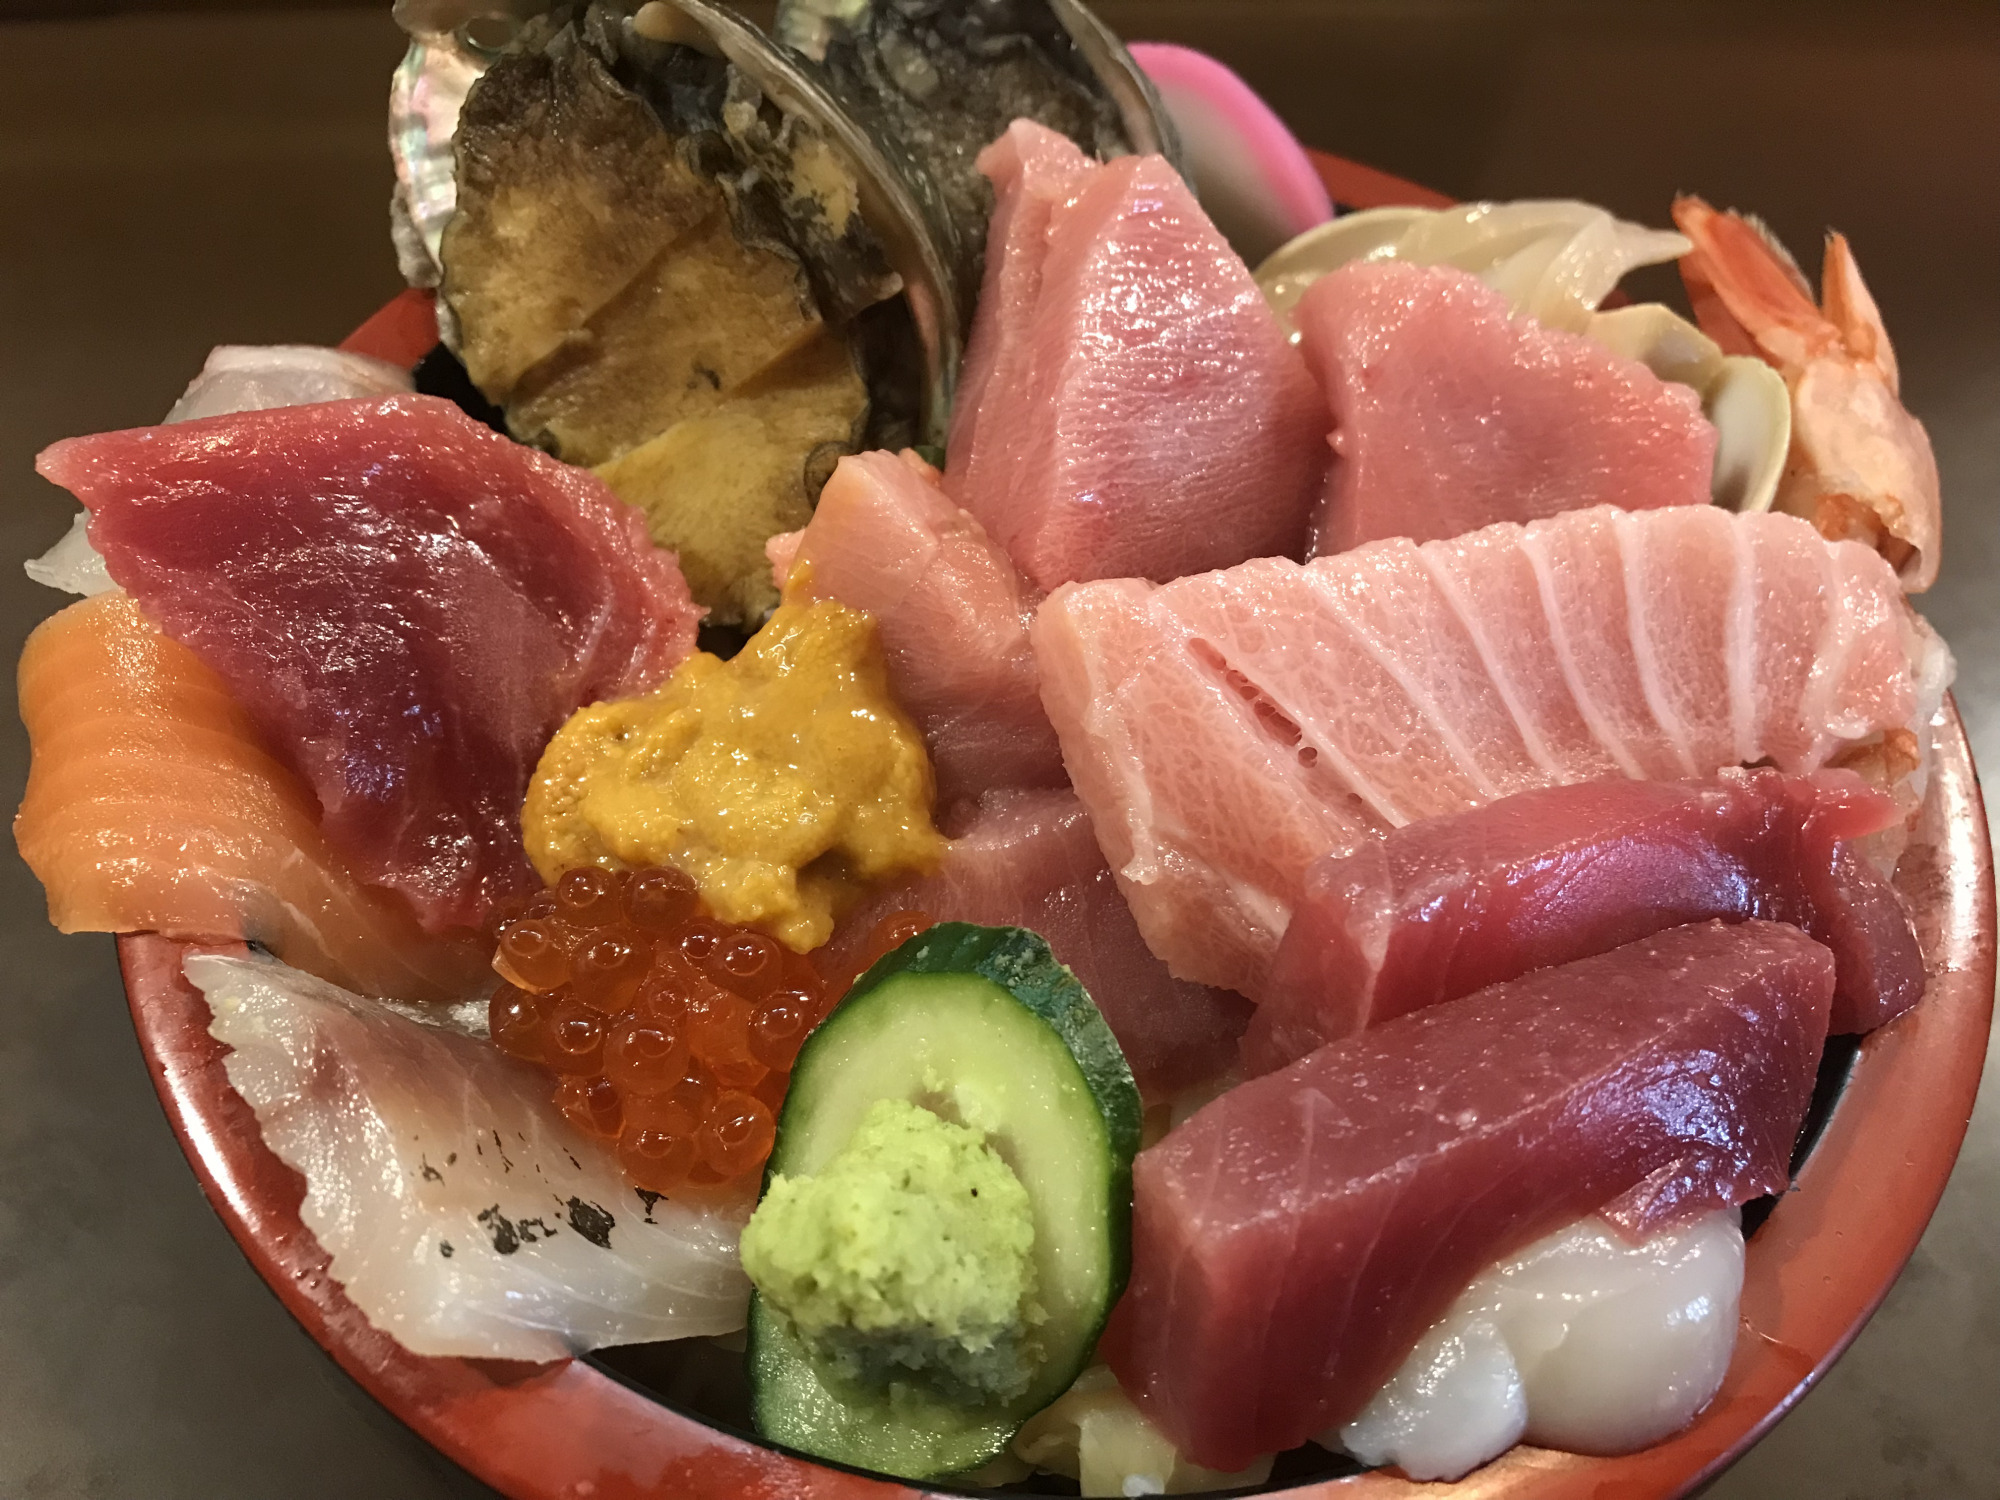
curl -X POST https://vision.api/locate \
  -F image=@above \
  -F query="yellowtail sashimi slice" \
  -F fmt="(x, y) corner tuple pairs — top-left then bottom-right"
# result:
(191, 952), (750, 1361)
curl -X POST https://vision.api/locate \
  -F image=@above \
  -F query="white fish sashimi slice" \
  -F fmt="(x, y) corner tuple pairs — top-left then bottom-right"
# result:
(163, 344), (415, 424)
(191, 952), (749, 1362)
(27, 345), (418, 598)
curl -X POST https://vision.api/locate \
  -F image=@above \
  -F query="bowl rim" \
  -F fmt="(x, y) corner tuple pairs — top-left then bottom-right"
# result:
(116, 150), (1995, 1500)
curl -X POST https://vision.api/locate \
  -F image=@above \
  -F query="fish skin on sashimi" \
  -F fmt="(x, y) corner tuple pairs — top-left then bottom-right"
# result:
(1296, 260), (1716, 556)
(1033, 504), (1942, 996)
(14, 595), (488, 1001)
(1251, 768), (1922, 1072)
(825, 789), (1251, 1101)
(192, 952), (748, 1360)
(945, 121), (1324, 591)
(782, 450), (1065, 808)
(38, 395), (700, 934)
(1101, 919), (1834, 1471)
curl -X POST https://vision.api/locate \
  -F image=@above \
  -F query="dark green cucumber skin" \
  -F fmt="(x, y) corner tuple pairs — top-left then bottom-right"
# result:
(746, 923), (1143, 1480)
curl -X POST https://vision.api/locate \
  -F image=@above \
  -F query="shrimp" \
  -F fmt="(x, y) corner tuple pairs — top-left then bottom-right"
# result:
(1672, 195), (1940, 592)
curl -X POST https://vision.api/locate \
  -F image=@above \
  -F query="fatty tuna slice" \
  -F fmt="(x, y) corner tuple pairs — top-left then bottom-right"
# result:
(781, 450), (1065, 808)
(1296, 260), (1715, 556)
(39, 395), (700, 934)
(946, 120), (1092, 485)
(945, 122), (1324, 590)
(1101, 919), (1834, 1470)
(1251, 769), (1921, 1072)
(826, 789), (1252, 1100)
(1033, 505), (1943, 996)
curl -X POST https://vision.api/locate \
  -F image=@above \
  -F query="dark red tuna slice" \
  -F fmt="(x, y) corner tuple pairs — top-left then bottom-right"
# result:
(1101, 919), (1834, 1471)
(40, 394), (700, 934)
(946, 121), (1324, 591)
(1296, 261), (1715, 556)
(1247, 768), (1921, 1071)
(784, 450), (1065, 809)
(826, 788), (1251, 1101)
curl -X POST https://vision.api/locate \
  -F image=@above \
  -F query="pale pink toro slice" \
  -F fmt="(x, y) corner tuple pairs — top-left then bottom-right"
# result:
(945, 120), (1324, 590)
(945, 120), (1092, 486)
(1032, 504), (1940, 996)
(825, 788), (1250, 1100)
(780, 450), (1064, 808)
(1249, 768), (1922, 1072)
(1296, 260), (1717, 556)
(42, 394), (700, 933)
(1101, 919), (1835, 1471)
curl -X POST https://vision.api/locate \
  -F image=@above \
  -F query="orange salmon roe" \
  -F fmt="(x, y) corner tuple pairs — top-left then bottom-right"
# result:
(487, 866), (872, 1206)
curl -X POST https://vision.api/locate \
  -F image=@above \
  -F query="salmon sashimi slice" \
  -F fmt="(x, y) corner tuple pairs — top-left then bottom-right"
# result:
(945, 121), (1324, 590)
(37, 394), (700, 933)
(1100, 920), (1834, 1471)
(15, 595), (487, 1000)
(1034, 504), (1948, 996)
(825, 789), (1252, 1101)
(1250, 769), (1921, 1072)
(1296, 261), (1715, 556)
(781, 450), (1065, 809)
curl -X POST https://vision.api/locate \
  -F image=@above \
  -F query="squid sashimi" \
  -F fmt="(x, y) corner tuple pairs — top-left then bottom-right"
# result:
(1296, 261), (1715, 555)
(15, 595), (487, 1001)
(1101, 920), (1833, 1471)
(827, 789), (1251, 1101)
(1033, 503), (1949, 995)
(945, 119), (1324, 591)
(781, 450), (1065, 807)
(192, 951), (748, 1360)
(1249, 768), (1921, 1071)
(38, 395), (701, 934)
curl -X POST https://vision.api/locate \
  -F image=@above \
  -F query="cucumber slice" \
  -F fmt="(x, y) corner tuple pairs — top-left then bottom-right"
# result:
(746, 922), (1143, 1480)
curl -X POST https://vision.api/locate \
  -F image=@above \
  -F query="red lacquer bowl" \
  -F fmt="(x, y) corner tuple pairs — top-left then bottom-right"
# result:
(118, 153), (1994, 1500)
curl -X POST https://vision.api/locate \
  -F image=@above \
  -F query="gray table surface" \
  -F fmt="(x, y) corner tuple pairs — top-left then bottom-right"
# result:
(1, 5), (1993, 1498)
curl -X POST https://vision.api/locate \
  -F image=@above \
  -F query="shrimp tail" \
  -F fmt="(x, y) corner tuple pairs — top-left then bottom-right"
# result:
(1821, 232), (1901, 394)
(1670, 195), (1831, 375)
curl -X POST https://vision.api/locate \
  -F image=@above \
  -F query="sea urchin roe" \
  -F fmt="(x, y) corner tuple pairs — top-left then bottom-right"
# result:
(489, 865), (840, 1205)
(522, 596), (945, 952)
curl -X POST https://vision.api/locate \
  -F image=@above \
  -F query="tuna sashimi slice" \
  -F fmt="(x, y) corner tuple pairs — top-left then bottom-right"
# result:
(1034, 505), (1944, 995)
(946, 120), (1092, 484)
(39, 395), (700, 934)
(1251, 769), (1921, 1072)
(192, 952), (748, 1360)
(782, 450), (1065, 808)
(826, 789), (1252, 1101)
(945, 123), (1324, 590)
(1296, 260), (1715, 556)
(1101, 920), (1834, 1470)
(14, 595), (487, 1001)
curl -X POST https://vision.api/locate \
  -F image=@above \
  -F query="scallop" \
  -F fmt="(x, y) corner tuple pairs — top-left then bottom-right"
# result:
(1331, 1210), (1746, 1482)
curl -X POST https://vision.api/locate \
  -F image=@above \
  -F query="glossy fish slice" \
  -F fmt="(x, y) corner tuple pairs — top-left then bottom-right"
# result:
(1251, 768), (1922, 1072)
(1102, 919), (1834, 1470)
(193, 950), (750, 1360)
(15, 595), (488, 1002)
(1033, 505), (1951, 996)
